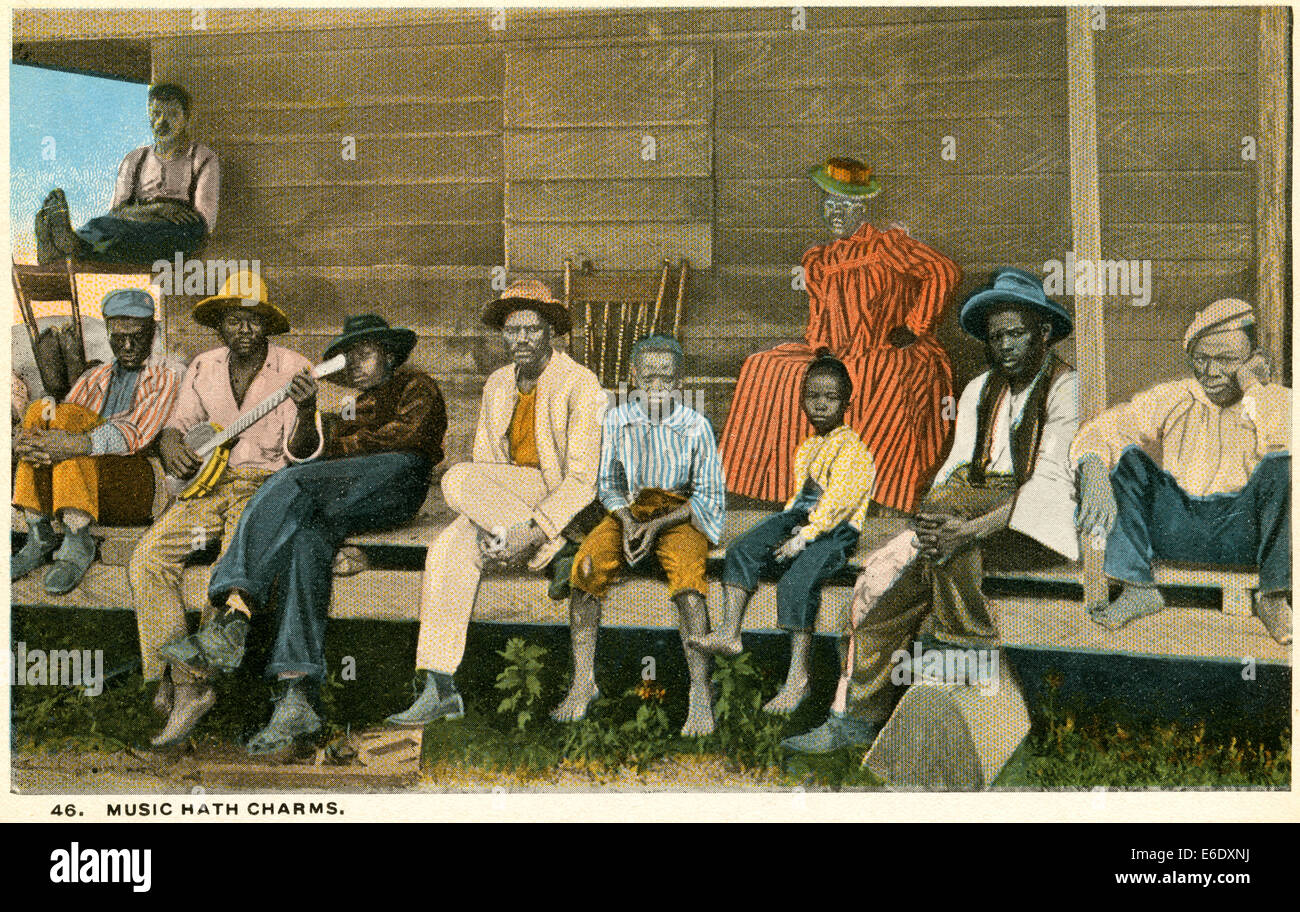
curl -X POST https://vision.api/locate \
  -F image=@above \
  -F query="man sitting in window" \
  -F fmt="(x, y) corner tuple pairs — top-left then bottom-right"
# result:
(36, 83), (218, 266)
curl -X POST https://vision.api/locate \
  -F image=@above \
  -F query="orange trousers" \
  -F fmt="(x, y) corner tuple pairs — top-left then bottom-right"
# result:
(13, 400), (154, 525)
(571, 489), (710, 598)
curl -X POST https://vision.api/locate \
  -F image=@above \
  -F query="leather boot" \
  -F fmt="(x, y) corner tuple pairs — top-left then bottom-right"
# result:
(11, 517), (58, 581)
(247, 678), (323, 757)
(385, 671), (465, 727)
(150, 679), (216, 748)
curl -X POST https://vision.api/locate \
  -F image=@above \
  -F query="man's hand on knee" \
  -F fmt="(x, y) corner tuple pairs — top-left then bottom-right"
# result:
(1075, 454), (1117, 539)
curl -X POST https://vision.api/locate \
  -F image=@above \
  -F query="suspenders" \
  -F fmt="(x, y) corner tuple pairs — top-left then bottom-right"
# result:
(128, 146), (202, 207)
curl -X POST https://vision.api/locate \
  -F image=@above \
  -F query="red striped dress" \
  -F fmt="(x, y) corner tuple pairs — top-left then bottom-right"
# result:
(720, 223), (959, 513)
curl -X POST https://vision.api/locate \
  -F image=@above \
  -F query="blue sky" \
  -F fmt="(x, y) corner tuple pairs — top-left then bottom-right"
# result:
(10, 63), (151, 262)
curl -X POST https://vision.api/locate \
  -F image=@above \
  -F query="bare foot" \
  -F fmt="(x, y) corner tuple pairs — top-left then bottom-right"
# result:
(550, 680), (599, 723)
(687, 631), (743, 656)
(762, 677), (810, 715)
(1256, 593), (1292, 645)
(680, 684), (715, 736)
(1088, 585), (1165, 631)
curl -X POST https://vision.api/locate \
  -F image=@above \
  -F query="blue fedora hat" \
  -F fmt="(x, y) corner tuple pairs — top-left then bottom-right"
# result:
(960, 268), (1072, 343)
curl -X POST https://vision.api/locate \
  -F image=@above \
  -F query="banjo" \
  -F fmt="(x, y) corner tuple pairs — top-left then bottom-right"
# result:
(166, 354), (346, 500)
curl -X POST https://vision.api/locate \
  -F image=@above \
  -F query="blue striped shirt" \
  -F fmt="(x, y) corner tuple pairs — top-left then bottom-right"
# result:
(597, 399), (726, 544)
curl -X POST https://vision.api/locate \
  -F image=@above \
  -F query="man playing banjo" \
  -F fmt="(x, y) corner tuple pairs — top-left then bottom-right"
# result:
(128, 270), (312, 747)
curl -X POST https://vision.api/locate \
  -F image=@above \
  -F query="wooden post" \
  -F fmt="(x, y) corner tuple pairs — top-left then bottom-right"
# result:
(1066, 9), (1109, 605)
(1257, 7), (1289, 378)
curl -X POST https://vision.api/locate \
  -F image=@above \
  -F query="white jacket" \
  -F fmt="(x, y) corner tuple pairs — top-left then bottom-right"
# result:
(472, 348), (606, 569)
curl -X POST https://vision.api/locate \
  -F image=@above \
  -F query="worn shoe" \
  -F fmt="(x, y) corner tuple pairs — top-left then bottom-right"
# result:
(11, 519), (58, 581)
(1256, 593), (1293, 646)
(386, 673), (465, 727)
(247, 679), (322, 757)
(150, 682), (216, 748)
(546, 538), (581, 601)
(42, 527), (96, 595)
(781, 712), (882, 755)
(162, 611), (250, 673)
(194, 611), (250, 671)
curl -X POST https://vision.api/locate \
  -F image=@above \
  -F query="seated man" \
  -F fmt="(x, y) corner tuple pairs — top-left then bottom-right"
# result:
(553, 335), (726, 736)
(129, 271), (309, 748)
(37, 83), (218, 266)
(783, 268), (1080, 753)
(387, 279), (605, 727)
(1074, 298), (1290, 644)
(159, 314), (446, 756)
(12, 288), (177, 594)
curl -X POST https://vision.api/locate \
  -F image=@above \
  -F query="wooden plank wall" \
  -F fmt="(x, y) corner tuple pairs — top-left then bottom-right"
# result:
(1094, 6), (1260, 402)
(27, 5), (1260, 457)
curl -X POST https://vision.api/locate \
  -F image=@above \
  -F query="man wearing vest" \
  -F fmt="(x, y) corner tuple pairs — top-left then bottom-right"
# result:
(387, 279), (606, 726)
(783, 269), (1081, 753)
(36, 83), (218, 266)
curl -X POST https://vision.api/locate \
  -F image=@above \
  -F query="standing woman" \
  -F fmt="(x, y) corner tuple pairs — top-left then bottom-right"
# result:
(720, 157), (959, 515)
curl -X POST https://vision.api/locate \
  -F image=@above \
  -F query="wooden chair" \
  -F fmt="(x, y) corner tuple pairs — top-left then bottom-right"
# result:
(12, 258), (152, 396)
(563, 257), (689, 387)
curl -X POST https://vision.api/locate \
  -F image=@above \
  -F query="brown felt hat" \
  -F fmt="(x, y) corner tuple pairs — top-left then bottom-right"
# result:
(481, 278), (571, 335)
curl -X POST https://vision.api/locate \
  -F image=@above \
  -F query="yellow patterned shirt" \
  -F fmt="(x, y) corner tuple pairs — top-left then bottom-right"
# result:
(784, 424), (877, 541)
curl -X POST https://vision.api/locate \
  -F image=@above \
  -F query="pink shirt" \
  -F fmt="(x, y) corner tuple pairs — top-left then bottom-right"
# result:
(166, 344), (311, 473)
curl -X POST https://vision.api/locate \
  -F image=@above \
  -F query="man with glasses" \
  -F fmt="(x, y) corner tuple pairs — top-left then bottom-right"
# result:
(1073, 298), (1290, 643)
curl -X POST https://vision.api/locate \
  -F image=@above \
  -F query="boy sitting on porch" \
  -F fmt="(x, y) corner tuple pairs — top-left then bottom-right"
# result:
(691, 352), (875, 716)
(551, 335), (726, 736)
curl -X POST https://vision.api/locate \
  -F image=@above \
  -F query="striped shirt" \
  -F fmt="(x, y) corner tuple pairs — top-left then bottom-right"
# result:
(66, 355), (179, 456)
(785, 424), (876, 541)
(597, 399), (727, 544)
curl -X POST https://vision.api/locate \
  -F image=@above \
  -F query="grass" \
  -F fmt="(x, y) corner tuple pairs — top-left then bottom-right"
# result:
(1005, 674), (1291, 789)
(9, 607), (1291, 790)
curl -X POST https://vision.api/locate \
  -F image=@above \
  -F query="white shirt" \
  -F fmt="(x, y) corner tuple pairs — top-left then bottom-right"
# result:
(932, 368), (1080, 560)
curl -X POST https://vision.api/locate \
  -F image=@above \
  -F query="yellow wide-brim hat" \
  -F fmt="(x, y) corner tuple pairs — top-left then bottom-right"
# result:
(191, 270), (291, 336)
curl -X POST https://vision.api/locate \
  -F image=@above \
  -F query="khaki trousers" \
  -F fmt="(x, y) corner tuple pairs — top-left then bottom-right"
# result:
(128, 469), (270, 682)
(844, 471), (1045, 722)
(414, 462), (549, 674)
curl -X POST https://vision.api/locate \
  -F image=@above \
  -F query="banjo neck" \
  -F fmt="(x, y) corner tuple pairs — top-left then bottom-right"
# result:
(194, 353), (346, 457)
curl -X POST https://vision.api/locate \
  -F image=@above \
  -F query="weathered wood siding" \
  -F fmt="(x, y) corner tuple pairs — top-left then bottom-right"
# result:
(15, 6), (1279, 445)
(1095, 6), (1262, 401)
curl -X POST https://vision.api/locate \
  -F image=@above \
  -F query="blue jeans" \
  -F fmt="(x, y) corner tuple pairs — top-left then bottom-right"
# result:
(208, 452), (432, 680)
(76, 215), (206, 265)
(1105, 447), (1290, 592)
(723, 508), (860, 630)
